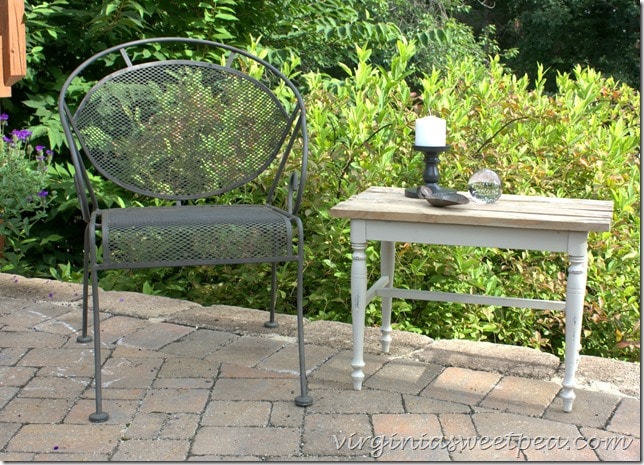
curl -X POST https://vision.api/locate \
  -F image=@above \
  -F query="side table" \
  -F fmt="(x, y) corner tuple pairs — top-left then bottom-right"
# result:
(329, 186), (613, 412)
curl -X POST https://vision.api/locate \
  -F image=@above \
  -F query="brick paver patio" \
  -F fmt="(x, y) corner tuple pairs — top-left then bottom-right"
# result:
(0, 273), (640, 461)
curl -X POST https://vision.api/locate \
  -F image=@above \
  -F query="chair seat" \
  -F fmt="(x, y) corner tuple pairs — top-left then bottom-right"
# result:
(99, 204), (295, 268)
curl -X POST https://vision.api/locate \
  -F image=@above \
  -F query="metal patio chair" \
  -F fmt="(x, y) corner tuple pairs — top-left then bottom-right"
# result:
(58, 37), (312, 422)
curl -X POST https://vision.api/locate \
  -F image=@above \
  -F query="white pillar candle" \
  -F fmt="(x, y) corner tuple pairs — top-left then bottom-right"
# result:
(415, 115), (446, 147)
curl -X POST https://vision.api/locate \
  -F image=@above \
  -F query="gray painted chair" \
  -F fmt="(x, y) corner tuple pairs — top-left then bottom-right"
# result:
(58, 37), (312, 422)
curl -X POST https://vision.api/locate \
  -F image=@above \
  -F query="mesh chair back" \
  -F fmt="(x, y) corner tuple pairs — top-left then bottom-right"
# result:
(75, 61), (289, 199)
(60, 38), (306, 208)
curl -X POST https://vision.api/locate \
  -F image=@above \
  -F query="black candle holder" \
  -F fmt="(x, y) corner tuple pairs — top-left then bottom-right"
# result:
(405, 145), (457, 198)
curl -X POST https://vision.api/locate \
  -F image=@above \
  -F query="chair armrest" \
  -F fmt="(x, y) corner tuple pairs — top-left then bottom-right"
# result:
(287, 172), (299, 215)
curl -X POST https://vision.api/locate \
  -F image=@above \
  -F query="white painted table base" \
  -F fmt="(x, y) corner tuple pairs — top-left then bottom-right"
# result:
(331, 187), (613, 413)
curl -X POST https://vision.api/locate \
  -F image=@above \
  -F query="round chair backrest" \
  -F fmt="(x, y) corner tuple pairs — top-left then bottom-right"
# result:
(74, 60), (290, 200)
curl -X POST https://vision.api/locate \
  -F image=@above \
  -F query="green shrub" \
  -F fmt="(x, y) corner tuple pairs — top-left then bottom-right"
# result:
(25, 39), (639, 363)
(299, 43), (639, 362)
(131, 41), (639, 362)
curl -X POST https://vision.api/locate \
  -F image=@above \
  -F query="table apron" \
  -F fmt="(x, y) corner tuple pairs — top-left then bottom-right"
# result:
(352, 219), (588, 253)
(371, 286), (566, 311)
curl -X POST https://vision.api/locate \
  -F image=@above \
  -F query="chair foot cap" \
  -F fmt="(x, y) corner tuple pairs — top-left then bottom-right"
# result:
(89, 412), (109, 423)
(264, 321), (279, 329)
(295, 394), (313, 407)
(76, 335), (93, 343)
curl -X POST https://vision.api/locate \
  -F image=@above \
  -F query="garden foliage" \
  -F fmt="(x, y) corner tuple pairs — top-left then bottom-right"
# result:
(299, 43), (640, 362)
(0, 115), (54, 266)
(82, 42), (639, 363)
(3, 1), (640, 363)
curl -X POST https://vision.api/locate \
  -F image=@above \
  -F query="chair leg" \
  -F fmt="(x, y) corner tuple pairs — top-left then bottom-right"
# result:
(76, 227), (92, 343)
(264, 263), (279, 329)
(294, 243), (312, 407)
(88, 266), (109, 423)
(84, 220), (109, 423)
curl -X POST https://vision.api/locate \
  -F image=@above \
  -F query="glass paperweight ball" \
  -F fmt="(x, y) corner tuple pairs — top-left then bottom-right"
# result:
(467, 169), (502, 203)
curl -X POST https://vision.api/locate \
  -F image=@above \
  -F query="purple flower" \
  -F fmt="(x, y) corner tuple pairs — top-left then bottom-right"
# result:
(3, 136), (11, 143)
(0, 113), (9, 121)
(35, 145), (45, 152)
(37, 190), (49, 198)
(11, 129), (31, 141)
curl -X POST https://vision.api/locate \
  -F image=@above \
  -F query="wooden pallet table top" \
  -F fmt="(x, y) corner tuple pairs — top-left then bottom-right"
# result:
(329, 186), (613, 233)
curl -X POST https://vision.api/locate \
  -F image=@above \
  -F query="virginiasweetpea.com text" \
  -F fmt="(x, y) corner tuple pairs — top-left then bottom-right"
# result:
(333, 432), (635, 458)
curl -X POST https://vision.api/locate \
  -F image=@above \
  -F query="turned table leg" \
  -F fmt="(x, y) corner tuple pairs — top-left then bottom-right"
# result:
(561, 234), (589, 412)
(350, 220), (368, 390)
(380, 241), (395, 354)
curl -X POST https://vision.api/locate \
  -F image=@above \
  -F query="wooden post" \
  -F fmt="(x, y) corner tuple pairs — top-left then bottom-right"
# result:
(0, 0), (26, 97)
